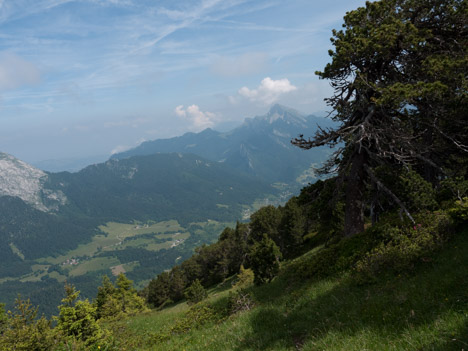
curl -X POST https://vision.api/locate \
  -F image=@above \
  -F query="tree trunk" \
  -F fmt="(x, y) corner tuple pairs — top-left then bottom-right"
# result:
(344, 150), (366, 236)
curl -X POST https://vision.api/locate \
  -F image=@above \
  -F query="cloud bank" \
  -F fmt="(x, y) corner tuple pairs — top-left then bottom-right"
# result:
(238, 77), (297, 104)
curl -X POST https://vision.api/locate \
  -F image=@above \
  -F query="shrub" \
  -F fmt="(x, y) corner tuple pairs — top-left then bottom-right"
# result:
(55, 284), (104, 347)
(184, 279), (207, 305)
(150, 304), (219, 344)
(354, 211), (452, 282)
(448, 197), (468, 224)
(232, 265), (254, 290)
(227, 290), (255, 315)
(0, 297), (53, 351)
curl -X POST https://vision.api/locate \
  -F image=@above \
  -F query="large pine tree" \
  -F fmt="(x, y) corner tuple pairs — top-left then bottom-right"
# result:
(293, 0), (467, 236)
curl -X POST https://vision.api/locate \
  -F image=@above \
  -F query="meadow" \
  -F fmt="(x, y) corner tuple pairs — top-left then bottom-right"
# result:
(106, 228), (468, 351)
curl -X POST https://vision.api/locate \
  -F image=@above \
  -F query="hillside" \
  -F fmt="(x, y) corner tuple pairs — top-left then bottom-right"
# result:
(112, 104), (334, 185)
(107, 227), (468, 351)
(48, 153), (273, 225)
(0, 152), (273, 264)
(1, 169), (466, 350)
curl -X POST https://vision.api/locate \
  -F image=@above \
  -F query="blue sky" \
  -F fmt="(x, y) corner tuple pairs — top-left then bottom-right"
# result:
(0, 0), (367, 163)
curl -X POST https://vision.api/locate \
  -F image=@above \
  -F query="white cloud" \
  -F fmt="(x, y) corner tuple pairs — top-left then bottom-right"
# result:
(0, 52), (40, 90)
(110, 144), (130, 155)
(211, 52), (268, 77)
(175, 104), (216, 131)
(237, 77), (297, 104)
(174, 104), (186, 118)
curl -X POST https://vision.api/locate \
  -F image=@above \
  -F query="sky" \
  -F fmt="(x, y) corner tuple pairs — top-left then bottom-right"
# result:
(0, 0), (368, 164)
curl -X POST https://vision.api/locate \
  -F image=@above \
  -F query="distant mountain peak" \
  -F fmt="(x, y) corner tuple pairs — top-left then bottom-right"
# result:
(110, 105), (334, 183)
(268, 103), (301, 117)
(0, 152), (67, 211)
(246, 104), (307, 126)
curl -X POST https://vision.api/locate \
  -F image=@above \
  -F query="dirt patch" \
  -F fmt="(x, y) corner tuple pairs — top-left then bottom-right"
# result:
(110, 264), (126, 276)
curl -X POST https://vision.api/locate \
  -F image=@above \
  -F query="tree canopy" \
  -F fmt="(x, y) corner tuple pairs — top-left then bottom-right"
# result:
(293, 0), (468, 236)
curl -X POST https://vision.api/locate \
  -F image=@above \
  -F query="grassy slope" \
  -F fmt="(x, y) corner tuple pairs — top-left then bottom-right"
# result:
(108, 228), (468, 351)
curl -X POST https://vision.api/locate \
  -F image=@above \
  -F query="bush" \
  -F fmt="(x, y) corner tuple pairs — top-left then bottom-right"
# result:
(448, 197), (468, 225)
(0, 297), (54, 351)
(55, 284), (104, 347)
(232, 265), (254, 290)
(184, 279), (207, 305)
(354, 211), (452, 282)
(227, 290), (255, 315)
(150, 304), (219, 344)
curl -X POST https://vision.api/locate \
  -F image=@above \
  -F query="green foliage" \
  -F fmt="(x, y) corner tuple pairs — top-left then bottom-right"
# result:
(184, 279), (207, 305)
(232, 265), (254, 290)
(278, 197), (307, 257)
(95, 274), (146, 319)
(298, 179), (345, 241)
(55, 284), (104, 346)
(249, 234), (282, 285)
(95, 275), (115, 319)
(283, 232), (372, 282)
(295, 0), (467, 236)
(168, 267), (186, 302)
(227, 290), (255, 315)
(354, 212), (453, 282)
(0, 297), (53, 351)
(150, 304), (220, 344)
(399, 170), (437, 212)
(147, 271), (172, 307)
(449, 197), (468, 224)
(146, 221), (250, 309)
(0, 303), (7, 334)
(249, 205), (282, 243)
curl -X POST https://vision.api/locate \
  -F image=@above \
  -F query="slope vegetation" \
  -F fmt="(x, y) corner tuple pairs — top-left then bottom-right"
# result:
(108, 227), (468, 351)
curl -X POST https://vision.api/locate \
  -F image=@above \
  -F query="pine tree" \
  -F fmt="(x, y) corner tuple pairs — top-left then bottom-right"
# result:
(293, 0), (467, 236)
(249, 234), (282, 285)
(0, 297), (53, 351)
(55, 284), (103, 346)
(184, 279), (207, 305)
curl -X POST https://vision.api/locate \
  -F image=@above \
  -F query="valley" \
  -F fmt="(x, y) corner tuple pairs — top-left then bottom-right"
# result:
(0, 105), (331, 316)
(5, 219), (231, 289)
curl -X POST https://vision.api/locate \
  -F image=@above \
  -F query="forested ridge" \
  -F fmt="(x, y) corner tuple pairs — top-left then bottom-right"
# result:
(0, 0), (467, 349)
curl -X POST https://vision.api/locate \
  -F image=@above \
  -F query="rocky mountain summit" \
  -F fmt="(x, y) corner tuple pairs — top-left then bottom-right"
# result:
(0, 152), (66, 211)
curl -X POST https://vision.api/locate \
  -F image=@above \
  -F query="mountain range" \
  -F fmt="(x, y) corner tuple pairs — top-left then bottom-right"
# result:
(112, 104), (334, 184)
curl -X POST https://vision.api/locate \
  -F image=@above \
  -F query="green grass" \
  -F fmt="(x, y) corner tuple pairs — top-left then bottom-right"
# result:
(68, 257), (121, 277)
(107, 229), (468, 350)
(37, 220), (186, 265)
(9, 242), (25, 260)
(30, 220), (192, 280)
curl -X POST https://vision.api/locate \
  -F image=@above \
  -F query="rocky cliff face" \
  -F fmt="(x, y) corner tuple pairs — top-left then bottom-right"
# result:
(0, 152), (66, 211)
